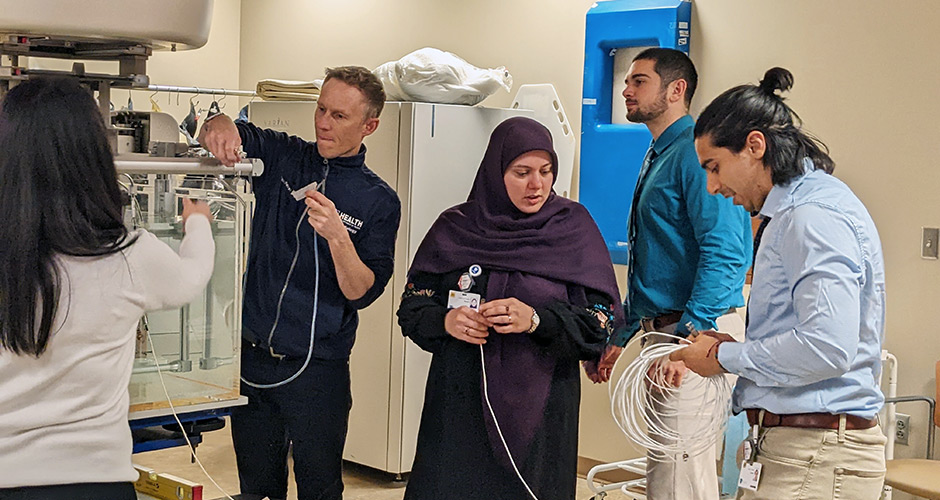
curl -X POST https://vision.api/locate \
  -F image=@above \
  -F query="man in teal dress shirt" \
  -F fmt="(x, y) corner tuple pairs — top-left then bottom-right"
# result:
(597, 48), (752, 500)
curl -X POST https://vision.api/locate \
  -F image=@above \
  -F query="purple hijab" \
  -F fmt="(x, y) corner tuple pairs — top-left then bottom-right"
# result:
(408, 116), (624, 466)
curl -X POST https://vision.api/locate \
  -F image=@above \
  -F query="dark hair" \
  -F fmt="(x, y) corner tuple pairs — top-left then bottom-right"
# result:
(324, 65), (386, 119)
(0, 78), (137, 356)
(694, 67), (835, 185)
(633, 47), (698, 107)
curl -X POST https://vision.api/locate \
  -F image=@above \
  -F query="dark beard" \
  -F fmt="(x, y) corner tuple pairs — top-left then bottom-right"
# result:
(626, 91), (668, 123)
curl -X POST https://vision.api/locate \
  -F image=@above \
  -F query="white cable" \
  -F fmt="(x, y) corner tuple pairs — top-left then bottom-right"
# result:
(240, 207), (319, 389)
(147, 331), (236, 500)
(264, 209), (307, 349)
(479, 345), (540, 500)
(609, 332), (732, 462)
(135, 174), (323, 496)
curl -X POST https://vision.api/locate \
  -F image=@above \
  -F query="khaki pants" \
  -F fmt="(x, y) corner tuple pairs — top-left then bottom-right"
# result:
(739, 424), (886, 500)
(644, 312), (745, 500)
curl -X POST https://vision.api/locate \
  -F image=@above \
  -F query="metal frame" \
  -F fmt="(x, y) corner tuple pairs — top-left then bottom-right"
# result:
(881, 351), (936, 463)
(586, 457), (647, 499)
(115, 157), (263, 177)
(884, 395), (936, 460)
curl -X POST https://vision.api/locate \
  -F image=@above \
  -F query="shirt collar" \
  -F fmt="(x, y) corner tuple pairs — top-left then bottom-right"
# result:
(313, 143), (368, 169)
(651, 114), (694, 156)
(758, 157), (815, 218)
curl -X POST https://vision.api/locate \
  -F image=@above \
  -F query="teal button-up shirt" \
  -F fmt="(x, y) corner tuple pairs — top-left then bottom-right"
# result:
(615, 115), (751, 344)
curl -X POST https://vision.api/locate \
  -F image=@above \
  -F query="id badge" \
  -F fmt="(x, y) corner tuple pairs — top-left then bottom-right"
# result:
(738, 425), (762, 491)
(738, 462), (762, 491)
(447, 290), (481, 311)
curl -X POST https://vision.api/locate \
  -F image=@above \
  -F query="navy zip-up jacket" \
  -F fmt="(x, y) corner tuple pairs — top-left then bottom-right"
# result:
(237, 121), (401, 360)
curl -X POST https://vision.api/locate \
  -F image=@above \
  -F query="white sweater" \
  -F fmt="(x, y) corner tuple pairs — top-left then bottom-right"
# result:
(0, 215), (215, 487)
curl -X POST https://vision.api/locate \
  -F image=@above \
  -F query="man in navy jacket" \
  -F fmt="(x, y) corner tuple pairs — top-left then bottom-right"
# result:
(199, 66), (401, 500)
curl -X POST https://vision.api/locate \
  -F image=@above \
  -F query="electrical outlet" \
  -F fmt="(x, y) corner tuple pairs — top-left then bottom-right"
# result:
(923, 228), (939, 259)
(896, 413), (910, 446)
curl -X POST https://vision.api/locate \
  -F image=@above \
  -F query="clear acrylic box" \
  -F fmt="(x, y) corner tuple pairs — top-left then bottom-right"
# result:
(119, 171), (254, 417)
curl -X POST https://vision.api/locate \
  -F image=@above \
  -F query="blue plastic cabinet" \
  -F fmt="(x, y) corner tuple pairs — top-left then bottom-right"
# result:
(579, 0), (691, 264)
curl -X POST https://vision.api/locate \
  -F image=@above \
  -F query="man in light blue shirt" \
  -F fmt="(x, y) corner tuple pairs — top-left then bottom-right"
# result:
(712, 161), (884, 419)
(598, 48), (752, 500)
(675, 67), (886, 500)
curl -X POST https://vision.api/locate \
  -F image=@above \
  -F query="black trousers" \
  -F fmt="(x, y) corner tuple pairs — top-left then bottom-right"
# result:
(232, 342), (352, 500)
(0, 482), (135, 500)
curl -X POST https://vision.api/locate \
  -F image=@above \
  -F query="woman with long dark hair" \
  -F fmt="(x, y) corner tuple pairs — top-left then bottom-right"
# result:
(672, 68), (886, 500)
(0, 78), (215, 500)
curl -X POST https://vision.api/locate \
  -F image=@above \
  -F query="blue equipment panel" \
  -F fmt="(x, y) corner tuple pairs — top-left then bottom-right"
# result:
(579, 0), (691, 264)
(130, 407), (232, 454)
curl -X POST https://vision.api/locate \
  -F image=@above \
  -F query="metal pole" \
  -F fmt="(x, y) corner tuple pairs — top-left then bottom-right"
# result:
(203, 281), (214, 361)
(178, 305), (192, 372)
(132, 360), (182, 375)
(148, 84), (256, 98)
(98, 81), (111, 122)
(884, 352), (898, 461)
(114, 158), (263, 176)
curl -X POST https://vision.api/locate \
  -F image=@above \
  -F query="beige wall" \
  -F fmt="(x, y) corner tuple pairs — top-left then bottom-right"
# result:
(692, 1), (940, 472)
(238, 0), (593, 124)
(139, 0), (242, 121)
(237, 0), (938, 489)
(693, 3), (940, 498)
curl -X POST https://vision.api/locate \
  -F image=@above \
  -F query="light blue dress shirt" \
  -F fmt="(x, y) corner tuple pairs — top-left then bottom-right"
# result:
(719, 160), (886, 419)
(615, 115), (751, 344)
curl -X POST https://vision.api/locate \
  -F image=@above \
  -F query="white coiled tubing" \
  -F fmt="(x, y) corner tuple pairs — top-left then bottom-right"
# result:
(609, 332), (733, 461)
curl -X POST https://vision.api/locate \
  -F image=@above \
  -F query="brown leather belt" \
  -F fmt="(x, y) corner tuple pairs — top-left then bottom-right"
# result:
(640, 311), (685, 332)
(640, 308), (738, 333)
(746, 409), (878, 430)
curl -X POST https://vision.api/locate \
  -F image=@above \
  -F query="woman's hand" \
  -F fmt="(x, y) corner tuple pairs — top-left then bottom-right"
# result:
(181, 198), (212, 228)
(479, 298), (534, 334)
(595, 344), (623, 383)
(650, 359), (689, 388)
(444, 306), (491, 345)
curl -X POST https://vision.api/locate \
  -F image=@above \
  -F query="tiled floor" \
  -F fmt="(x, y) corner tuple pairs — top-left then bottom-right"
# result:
(132, 420), (639, 500)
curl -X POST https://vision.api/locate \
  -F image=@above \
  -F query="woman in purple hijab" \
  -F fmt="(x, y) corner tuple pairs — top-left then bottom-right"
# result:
(397, 117), (624, 500)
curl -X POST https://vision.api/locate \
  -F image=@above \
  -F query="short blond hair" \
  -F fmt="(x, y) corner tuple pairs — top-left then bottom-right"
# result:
(324, 66), (386, 119)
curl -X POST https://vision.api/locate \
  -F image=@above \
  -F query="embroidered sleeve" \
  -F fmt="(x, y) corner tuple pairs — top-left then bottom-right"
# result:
(397, 273), (449, 354)
(587, 302), (615, 340)
(402, 281), (436, 300)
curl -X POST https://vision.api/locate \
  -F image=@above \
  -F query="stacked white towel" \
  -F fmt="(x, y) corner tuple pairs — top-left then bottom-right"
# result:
(256, 79), (323, 101)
